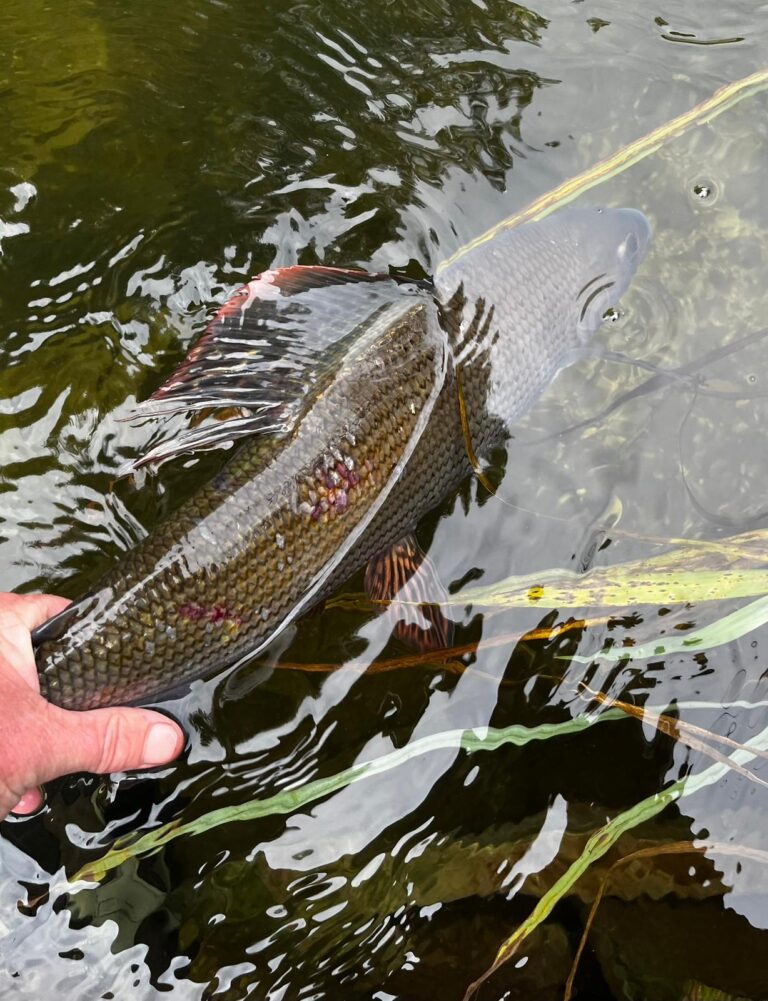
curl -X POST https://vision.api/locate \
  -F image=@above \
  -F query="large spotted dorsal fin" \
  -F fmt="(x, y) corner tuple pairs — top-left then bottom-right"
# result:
(126, 266), (432, 470)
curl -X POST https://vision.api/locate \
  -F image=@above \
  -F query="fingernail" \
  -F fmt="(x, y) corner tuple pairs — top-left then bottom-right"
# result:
(143, 722), (182, 766)
(12, 788), (44, 816)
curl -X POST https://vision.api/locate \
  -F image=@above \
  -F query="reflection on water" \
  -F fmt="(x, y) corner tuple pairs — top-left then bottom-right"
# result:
(2, 0), (768, 997)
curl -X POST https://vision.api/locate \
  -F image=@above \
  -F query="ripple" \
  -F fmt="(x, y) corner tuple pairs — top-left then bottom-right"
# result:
(3, 0), (768, 997)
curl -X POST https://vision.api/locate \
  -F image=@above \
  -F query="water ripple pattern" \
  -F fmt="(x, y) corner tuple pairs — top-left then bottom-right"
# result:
(2, 0), (768, 998)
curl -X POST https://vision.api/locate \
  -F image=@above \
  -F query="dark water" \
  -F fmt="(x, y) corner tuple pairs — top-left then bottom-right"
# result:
(2, 1), (768, 998)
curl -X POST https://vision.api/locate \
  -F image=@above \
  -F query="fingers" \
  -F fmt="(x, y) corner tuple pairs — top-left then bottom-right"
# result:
(1, 692), (185, 822)
(0, 593), (185, 824)
(39, 705), (185, 780)
(2, 593), (72, 632)
(7, 706), (185, 819)
(0, 593), (72, 689)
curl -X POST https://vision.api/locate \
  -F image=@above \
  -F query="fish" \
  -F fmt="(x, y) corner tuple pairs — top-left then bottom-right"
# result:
(33, 207), (651, 710)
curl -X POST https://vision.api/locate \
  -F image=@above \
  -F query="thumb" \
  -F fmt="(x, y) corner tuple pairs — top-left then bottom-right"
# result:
(38, 705), (185, 782)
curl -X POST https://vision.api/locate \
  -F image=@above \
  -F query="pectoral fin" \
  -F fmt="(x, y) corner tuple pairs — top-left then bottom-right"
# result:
(364, 535), (453, 653)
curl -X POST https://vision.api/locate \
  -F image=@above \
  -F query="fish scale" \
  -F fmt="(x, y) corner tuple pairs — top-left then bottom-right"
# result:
(37, 299), (445, 708)
(34, 208), (651, 709)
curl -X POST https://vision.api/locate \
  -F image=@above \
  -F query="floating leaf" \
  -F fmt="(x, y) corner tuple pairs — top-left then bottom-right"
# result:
(449, 527), (768, 611)
(459, 566), (768, 610)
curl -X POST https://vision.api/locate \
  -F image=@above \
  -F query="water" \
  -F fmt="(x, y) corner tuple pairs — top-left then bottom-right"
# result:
(1, 1), (768, 997)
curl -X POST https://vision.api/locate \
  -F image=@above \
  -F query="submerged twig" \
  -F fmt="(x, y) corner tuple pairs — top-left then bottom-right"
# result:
(581, 686), (768, 789)
(455, 363), (497, 496)
(273, 615), (601, 674)
(582, 685), (768, 764)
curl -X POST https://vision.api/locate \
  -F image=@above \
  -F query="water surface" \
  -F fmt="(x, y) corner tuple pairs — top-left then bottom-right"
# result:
(2, 1), (768, 998)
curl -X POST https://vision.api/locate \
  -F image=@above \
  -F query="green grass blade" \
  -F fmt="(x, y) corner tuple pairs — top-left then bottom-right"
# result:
(571, 594), (768, 663)
(72, 710), (627, 884)
(463, 719), (768, 999)
(439, 68), (768, 272)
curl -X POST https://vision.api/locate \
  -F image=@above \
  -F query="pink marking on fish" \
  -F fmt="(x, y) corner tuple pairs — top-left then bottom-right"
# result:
(179, 602), (242, 628)
(179, 602), (207, 622)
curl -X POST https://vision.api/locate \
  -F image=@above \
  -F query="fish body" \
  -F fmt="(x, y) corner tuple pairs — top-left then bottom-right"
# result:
(34, 208), (650, 709)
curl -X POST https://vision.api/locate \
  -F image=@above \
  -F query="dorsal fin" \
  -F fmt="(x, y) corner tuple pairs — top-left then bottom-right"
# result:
(126, 266), (432, 470)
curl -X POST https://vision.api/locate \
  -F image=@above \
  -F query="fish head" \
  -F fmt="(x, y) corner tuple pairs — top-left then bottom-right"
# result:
(435, 206), (652, 429)
(567, 206), (652, 343)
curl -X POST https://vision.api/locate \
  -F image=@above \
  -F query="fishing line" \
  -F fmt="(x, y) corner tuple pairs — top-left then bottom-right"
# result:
(455, 363), (569, 523)
(455, 362), (496, 496)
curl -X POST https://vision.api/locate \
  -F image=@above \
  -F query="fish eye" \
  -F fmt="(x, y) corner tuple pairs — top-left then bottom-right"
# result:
(618, 232), (639, 262)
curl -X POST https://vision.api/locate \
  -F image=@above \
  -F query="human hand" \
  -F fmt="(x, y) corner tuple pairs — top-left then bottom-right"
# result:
(0, 592), (184, 821)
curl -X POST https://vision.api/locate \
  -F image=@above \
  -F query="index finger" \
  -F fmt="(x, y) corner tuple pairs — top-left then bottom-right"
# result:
(0, 593), (72, 690)
(1, 593), (72, 632)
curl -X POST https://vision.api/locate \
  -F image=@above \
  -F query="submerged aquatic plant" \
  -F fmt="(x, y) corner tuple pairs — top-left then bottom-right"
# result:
(72, 709), (627, 883)
(564, 839), (768, 1001)
(462, 716), (768, 1001)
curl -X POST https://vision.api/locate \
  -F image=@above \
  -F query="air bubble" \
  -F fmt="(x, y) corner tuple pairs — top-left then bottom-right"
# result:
(689, 178), (719, 205)
(603, 306), (622, 323)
